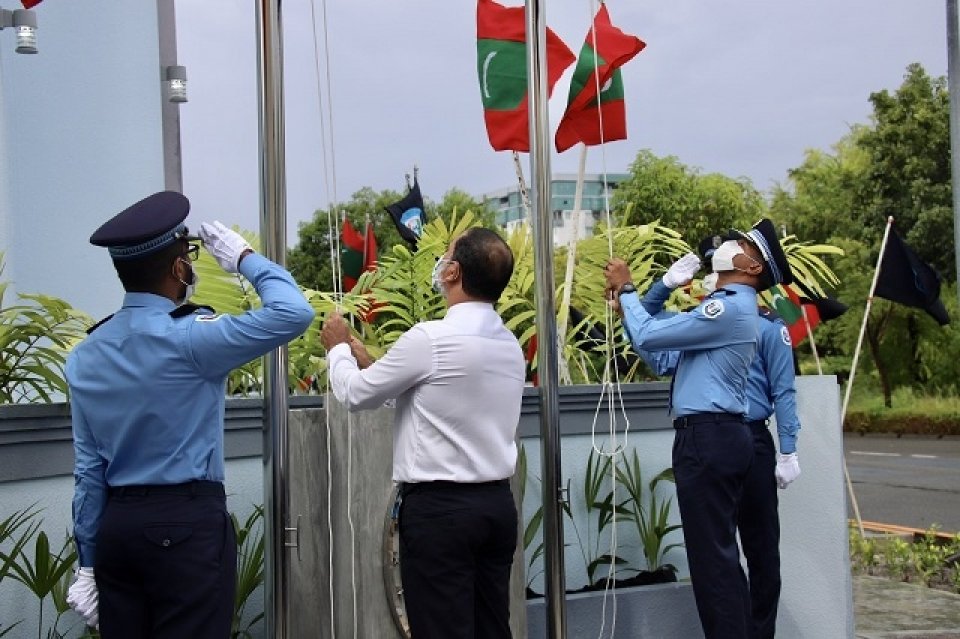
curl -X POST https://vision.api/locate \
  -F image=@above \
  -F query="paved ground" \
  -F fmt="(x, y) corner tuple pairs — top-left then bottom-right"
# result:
(855, 575), (960, 639)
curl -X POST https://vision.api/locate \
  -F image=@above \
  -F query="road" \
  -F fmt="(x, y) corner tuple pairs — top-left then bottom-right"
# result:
(843, 433), (960, 534)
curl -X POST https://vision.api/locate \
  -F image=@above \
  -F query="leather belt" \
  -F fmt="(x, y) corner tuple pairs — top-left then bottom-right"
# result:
(673, 412), (745, 429)
(108, 480), (224, 498)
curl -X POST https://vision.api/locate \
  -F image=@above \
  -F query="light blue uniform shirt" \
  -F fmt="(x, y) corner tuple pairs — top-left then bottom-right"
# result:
(639, 281), (800, 453)
(621, 281), (758, 418)
(66, 254), (315, 566)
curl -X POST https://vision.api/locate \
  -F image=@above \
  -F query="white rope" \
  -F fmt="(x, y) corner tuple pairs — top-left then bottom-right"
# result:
(309, 0), (358, 635)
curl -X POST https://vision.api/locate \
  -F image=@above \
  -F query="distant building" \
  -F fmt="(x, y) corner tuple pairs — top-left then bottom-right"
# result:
(483, 173), (629, 246)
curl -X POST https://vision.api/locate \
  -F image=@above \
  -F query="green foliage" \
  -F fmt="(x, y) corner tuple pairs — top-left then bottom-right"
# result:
(0, 254), (91, 403)
(849, 525), (960, 593)
(231, 506), (265, 639)
(615, 450), (682, 573)
(1, 527), (76, 639)
(611, 150), (765, 245)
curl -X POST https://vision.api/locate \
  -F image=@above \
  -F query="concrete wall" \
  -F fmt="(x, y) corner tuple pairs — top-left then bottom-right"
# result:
(0, 0), (177, 322)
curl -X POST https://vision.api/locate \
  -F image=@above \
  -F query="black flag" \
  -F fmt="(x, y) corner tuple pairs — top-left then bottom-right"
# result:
(384, 178), (426, 248)
(874, 228), (950, 326)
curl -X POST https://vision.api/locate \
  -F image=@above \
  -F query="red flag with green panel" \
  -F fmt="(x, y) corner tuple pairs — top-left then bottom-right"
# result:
(341, 219), (376, 292)
(555, 4), (645, 153)
(477, 0), (575, 152)
(769, 284), (819, 346)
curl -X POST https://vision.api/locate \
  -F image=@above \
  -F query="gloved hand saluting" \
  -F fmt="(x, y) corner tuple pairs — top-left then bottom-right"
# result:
(662, 253), (702, 289)
(66, 567), (99, 628)
(199, 221), (253, 274)
(775, 452), (801, 489)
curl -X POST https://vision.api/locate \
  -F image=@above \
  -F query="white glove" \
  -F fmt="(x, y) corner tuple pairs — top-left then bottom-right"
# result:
(66, 567), (99, 628)
(199, 221), (253, 273)
(775, 452), (801, 489)
(662, 253), (702, 289)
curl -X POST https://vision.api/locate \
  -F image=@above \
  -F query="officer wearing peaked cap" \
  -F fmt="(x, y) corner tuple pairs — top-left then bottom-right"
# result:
(65, 191), (315, 637)
(603, 218), (792, 639)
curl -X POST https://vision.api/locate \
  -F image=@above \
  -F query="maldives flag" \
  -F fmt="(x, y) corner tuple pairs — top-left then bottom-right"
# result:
(341, 219), (376, 292)
(477, 0), (575, 152)
(555, 5), (645, 153)
(770, 285), (819, 346)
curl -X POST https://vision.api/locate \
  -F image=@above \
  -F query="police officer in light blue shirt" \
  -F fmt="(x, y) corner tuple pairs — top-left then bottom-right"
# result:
(603, 218), (793, 639)
(64, 191), (315, 637)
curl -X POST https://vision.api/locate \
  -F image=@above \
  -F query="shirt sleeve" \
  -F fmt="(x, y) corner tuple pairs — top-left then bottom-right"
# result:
(636, 281), (681, 375)
(186, 254), (317, 379)
(620, 291), (738, 353)
(763, 321), (801, 453)
(70, 399), (107, 567)
(327, 326), (433, 411)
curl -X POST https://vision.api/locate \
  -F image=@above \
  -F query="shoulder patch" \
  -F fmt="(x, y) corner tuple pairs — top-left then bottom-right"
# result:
(195, 314), (224, 323)
(780, 326), (792, 346)
(702, 299), (725, 319)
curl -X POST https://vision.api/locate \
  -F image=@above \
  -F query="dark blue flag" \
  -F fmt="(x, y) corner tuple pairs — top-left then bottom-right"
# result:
(385, 178), (426, 248)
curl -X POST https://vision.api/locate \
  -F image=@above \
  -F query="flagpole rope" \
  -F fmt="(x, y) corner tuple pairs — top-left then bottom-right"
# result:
(310, 0), (360, 636)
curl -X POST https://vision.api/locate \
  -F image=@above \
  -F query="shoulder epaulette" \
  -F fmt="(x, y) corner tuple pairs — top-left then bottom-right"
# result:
(169, 303), (216, 319)
(85, 314), (115, 335)
(758, 306), (783, 323)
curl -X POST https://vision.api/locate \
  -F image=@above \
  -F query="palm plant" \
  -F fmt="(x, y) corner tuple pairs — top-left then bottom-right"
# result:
(231, 505), (265, 639)
(1, 529), (77, 639)
(0, 253), (91, 403)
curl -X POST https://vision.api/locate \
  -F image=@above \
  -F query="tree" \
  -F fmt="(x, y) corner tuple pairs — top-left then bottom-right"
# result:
(861, 63), (953, 280)
(288, 187), (497, 293)
(611, 150), (765, 245)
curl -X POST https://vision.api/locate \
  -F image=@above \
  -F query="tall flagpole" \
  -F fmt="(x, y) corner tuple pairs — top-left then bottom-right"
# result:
(947, 0), (960, 305)
(840, 216), (894, 538)
(255, 1), (292, 637)
(525, 0), (567, 636)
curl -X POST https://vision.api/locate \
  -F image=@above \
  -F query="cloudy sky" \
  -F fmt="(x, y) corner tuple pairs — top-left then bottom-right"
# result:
(174, 1), (948, 244)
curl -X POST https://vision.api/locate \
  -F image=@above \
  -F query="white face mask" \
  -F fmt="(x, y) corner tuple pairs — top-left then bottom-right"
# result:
(431, 258), (450, 295)
(701, 272), (719, 294)
(177, 258), (199, 305)
(711, 240), (745, 272)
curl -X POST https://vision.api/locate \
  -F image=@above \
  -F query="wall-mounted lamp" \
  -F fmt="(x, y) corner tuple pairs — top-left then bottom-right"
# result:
(0, 8), (38, 54)
(165, 65), (187, 103)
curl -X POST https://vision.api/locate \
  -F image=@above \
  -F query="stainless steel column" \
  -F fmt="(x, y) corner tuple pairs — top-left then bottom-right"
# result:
(947, 0), (960, 303)
(525, 0), (567, 636)
(255, 1), (291, 637)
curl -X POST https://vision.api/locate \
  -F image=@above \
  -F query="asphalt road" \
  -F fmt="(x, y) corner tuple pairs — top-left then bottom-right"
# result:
(843, 433), (960, 534)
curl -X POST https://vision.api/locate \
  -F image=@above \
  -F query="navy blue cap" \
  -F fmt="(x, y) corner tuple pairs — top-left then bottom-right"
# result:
(90, 191), (193, 260)
(730, 218), (794, 286)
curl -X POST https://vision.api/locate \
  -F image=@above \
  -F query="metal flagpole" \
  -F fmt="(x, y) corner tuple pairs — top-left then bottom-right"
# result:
(255, 1), (292, 637)
(840, 216), (894, 538)
(556, 145), (589, 385)
(948, 0), (960, 306)
(800, 303), (824, 375)
(525, 0), (567, 636)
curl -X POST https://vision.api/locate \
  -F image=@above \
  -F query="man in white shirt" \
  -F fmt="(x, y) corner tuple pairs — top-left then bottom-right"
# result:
(321, 227), (526, 639)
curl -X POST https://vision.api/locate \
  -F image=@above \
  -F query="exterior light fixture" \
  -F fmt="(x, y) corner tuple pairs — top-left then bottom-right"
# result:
(165, 65), (187, 103)
(0, 9), (38, 54)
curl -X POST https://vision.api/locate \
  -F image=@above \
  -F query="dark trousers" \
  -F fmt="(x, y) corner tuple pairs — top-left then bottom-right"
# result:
(672, 418), (754, 639)
(738, 421), (781, 639)
(94, 482), (237, 639)
(399, 481), (517, 639)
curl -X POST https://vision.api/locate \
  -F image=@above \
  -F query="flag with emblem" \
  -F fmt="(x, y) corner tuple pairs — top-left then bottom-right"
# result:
(384, 178), (427, 248)
(554, 4), (645, 153)
(767, 284), (822, 346)
(341, 218), (376, 292)
(477, 0), (575, 152)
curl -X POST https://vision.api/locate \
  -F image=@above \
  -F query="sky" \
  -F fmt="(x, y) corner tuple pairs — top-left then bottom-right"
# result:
(174, 0), (949, 245)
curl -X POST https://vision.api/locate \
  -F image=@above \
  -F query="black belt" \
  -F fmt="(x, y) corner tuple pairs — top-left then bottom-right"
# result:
(108, 480), (224, 498)
(400, 479), (509, 497)
(746, 419), (769, 428)
(672, 412), (745, 429)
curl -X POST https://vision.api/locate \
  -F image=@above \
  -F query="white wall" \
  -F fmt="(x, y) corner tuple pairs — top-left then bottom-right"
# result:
(0, 1), (170, 321)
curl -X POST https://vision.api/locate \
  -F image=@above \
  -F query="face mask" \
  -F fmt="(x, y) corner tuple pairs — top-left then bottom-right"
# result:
(431, 258), (449, 295)
(177, 258), (199, 305)
(711, 240), (745, 272)
(702, 272), (719, 294)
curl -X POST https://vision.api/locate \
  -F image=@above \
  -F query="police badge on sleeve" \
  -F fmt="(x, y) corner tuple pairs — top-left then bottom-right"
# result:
(702, 299), (725, 319)
(781, 326), (792, 346)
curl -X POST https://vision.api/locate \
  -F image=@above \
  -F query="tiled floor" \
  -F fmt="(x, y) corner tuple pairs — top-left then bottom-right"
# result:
(854, 575), (960, 639)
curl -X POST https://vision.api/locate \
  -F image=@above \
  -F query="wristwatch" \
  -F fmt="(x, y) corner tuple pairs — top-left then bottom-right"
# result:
(618, 282), (637, 296)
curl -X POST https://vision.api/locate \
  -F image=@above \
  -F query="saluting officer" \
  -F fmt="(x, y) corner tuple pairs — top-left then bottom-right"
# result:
(642, 224), (801, 639)
(603, 218), (792, 639)
(65, 191), (315, 638)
